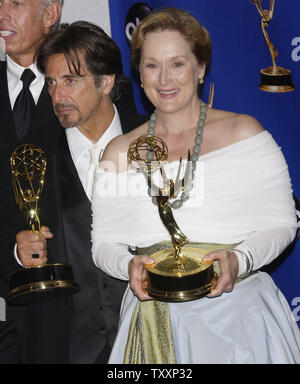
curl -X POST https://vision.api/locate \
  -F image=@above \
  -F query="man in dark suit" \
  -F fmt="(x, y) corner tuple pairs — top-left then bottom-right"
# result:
(0, 1), (147, 363)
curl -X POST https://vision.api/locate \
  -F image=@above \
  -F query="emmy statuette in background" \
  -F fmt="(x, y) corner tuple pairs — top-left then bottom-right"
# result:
(250, 0), (294, 92)
(8, 144), (80, 304)
(127, 136), (217, 302)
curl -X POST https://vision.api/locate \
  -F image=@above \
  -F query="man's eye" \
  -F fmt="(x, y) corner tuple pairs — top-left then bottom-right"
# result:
(46, 80), (55, 87)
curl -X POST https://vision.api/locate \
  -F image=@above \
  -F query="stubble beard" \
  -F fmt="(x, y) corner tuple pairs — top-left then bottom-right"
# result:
(55, 103), (82, 128)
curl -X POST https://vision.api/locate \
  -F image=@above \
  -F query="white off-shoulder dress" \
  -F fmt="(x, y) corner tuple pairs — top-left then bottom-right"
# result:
(91, 131), (300, 364)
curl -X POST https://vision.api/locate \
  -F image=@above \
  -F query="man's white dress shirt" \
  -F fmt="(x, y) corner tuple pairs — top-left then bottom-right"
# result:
(66, 104), (122, 199)
(6, 54), (44, 108)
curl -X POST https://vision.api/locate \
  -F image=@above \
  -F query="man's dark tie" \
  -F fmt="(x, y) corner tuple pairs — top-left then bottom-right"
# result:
(13, 68), (36, 139)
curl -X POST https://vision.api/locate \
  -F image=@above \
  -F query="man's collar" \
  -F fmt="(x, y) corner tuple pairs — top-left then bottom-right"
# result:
(66, 104), (122, 165)
(6, 54), (43, 83)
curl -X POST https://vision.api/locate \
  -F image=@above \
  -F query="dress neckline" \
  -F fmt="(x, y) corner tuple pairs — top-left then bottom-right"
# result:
(98, 130), (269, 175)
(161, 130), (269, 166)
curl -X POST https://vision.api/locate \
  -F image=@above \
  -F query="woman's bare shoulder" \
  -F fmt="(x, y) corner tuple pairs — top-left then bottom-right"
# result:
(208, 108), (265, 142)
(232, 113), (265, 140)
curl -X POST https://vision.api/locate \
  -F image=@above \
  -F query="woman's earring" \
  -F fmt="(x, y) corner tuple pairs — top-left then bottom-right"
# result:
(199, 78), (204, 85)
(141, 82), (144, 88)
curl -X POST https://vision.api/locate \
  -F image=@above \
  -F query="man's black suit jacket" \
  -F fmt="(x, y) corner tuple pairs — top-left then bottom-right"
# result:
(0, 60), (148, 363)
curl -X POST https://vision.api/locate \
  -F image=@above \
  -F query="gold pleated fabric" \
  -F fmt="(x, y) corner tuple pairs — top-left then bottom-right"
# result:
(123, 300), (176, 364)
(124, 241), (242, 364)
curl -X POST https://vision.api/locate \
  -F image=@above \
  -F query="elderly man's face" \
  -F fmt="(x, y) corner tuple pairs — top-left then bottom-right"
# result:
(0, 0), (59, 66)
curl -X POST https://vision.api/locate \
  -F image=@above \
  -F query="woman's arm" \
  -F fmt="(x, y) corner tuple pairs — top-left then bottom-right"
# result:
(92, 241), (133, 281)
(92, 241), (153, 300)
(231, 225), (297, 276)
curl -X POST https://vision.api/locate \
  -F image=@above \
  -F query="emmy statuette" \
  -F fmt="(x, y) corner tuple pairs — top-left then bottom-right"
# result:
(250, 0), (294, 92)
(128, 136), (217, 302)
(8, 144), (80, 304)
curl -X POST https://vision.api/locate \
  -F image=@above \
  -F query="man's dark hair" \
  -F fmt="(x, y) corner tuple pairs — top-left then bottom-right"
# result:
(37, 21), (129, 102)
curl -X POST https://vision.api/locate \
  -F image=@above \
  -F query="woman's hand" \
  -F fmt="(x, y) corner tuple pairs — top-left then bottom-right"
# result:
(128, 255), (154, 301)
(204, 250), (239, 298)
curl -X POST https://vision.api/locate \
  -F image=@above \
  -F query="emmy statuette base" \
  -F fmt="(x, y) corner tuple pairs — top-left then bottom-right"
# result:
(146, 272), (218, 302)
(144, 247), (217, 302)
(259, 66), (295, 93)
(7, 263), (80, 305)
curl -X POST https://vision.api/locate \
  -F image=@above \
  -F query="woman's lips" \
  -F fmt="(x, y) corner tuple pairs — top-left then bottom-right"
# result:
(158, 88), (179, 97)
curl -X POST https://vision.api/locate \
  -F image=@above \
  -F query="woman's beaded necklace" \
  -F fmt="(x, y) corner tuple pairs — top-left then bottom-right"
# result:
(147, 100), (208, 209)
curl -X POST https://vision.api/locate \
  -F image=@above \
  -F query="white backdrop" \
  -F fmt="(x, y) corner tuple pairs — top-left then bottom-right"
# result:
(61, 0), (111, 35)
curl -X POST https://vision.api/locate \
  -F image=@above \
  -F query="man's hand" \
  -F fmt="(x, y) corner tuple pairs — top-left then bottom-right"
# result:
(16, 226), (54, 267)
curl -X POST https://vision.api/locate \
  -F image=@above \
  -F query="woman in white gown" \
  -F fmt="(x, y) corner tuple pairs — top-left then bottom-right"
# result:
(91, 8), (300, 363)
